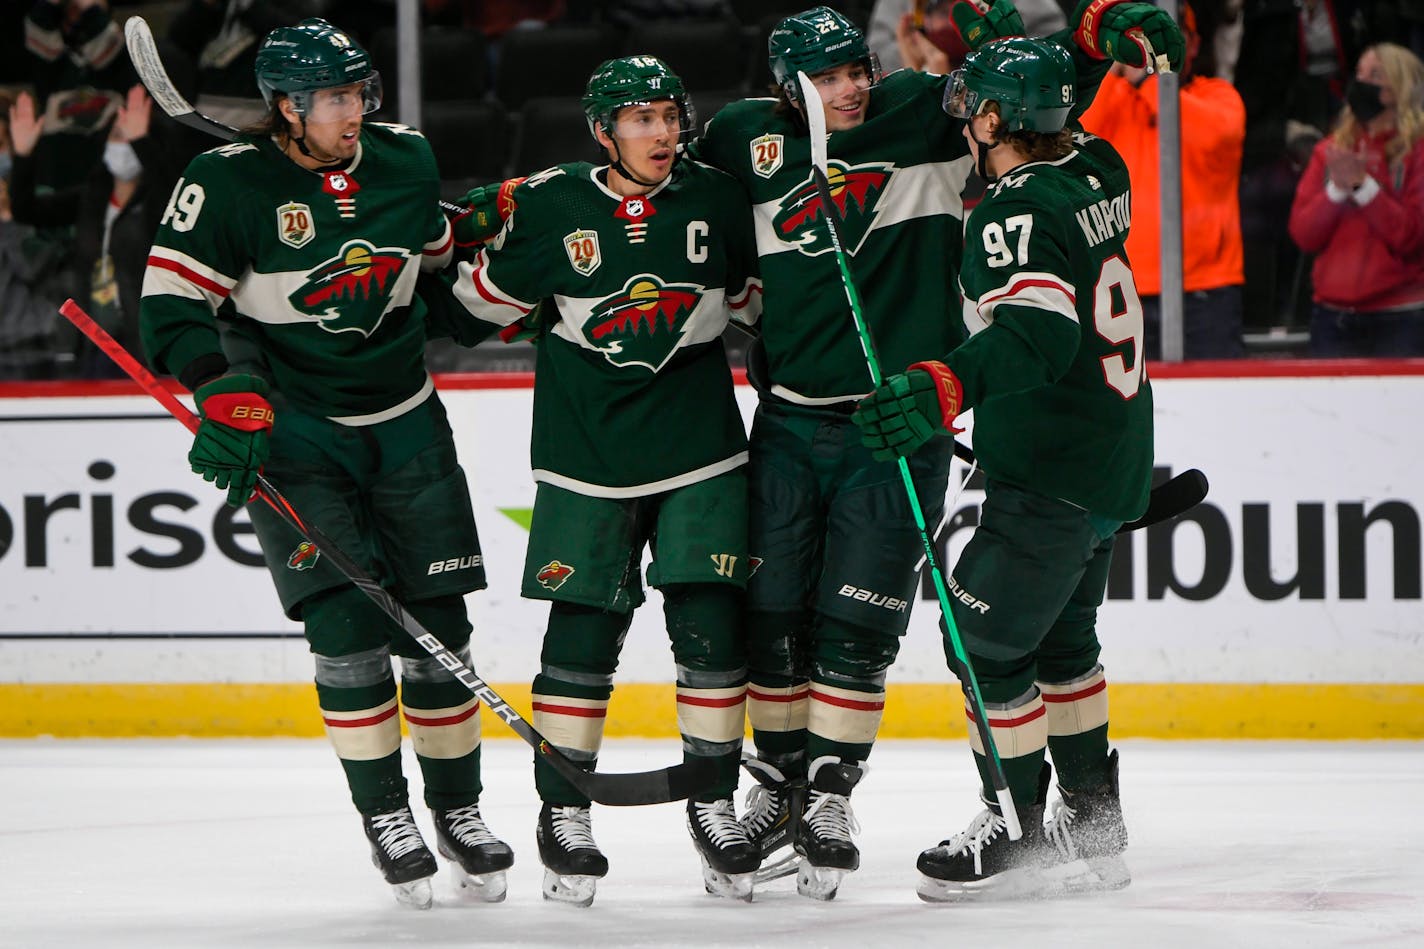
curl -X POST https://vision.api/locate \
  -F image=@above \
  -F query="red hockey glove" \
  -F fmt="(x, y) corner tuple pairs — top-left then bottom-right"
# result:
(189, 373), (273, 507)
(1073, 0), (1185, 72)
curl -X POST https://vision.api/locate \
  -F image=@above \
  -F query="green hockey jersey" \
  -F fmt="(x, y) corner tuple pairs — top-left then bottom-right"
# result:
(946, 132), (1154, 522)
(140, 123), (454, 423)
(449, 160), (762, 498)
(690, 45), (1108, 405)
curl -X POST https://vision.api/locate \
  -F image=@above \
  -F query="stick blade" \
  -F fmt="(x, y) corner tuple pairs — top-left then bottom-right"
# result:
(125, 15), (197, 120)
(1119, 468), (1209, 533)
(796, 71), (829, 172)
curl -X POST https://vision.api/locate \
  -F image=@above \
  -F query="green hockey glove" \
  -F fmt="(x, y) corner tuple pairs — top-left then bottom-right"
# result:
(189, 373), (273, 507)
(1072, 0), (1185, 73)
(451, 177), (525, 247)
(950, 0), (1025, 52)
(851, 361), (965, 462)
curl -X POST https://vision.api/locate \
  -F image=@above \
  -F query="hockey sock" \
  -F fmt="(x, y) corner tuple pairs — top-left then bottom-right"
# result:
(965, 686), (1049, 811)
(1040, 665), (1113, 790)
(401, 662), (483, 811)
(315, 669), (409, 815)
(664, 584), (748, 799)
(804, 616), (896, 764)
(746, 608), (811, 765)
(531, 602), (628, 806)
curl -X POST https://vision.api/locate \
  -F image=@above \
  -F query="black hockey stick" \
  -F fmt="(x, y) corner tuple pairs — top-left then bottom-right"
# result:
(123, 16), (469, 219)
(58, 299), (716, 807)
(795, 73), (1023, 839)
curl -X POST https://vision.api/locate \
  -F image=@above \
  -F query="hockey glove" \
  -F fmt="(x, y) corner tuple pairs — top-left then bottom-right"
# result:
(189, 373), (274, 507)
(1072, 0), (1185, 73)
(451, 177), (524, 247)
(851, 361), (965, 462)
(950, 0), (1025, 52)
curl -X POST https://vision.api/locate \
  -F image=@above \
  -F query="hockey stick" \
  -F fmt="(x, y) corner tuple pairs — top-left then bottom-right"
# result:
(795, 73), (1022, 839)
(57, 299), (716, 807)
(123, 16), (469, 219)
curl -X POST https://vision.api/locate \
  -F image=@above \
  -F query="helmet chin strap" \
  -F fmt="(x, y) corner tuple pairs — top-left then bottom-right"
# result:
(971, 121), (1001, 183)
(288, 113), (346, 168)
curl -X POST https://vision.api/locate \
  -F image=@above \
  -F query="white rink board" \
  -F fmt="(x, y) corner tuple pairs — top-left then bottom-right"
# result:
(1, 374), (1421, 684)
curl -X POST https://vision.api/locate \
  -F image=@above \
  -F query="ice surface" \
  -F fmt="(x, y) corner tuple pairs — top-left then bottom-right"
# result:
(2, 739), (1420, 948)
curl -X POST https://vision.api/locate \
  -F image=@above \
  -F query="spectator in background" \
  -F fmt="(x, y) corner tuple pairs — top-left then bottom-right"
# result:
(1081, 2), (1246, 359)
(8, 85), (177, 376)
(23, 0), (134, 191)
(870, 0), (1065, 73)
(1289, 42), (1424, 357)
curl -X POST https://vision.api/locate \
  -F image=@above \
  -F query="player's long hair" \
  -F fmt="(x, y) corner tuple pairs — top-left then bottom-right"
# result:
(982, 102), (1073, 162)
(1333, 43), (1424, 168)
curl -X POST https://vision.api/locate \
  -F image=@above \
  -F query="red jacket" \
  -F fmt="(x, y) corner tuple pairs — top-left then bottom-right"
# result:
(1080, 71), (1245, 296)
(1288, 132), (1424, 311)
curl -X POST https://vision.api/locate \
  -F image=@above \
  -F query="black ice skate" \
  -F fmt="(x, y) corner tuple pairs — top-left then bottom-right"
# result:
(361, 805), (438, 909)
(916, 763), (1053, 903)
(1041, 749), (1131, 894)
(794, 756), (865, 901)
(536, 804), (608, 907)
(432, 803), (514, 903)
(687, 797), (761, 901)
(739, 755), (805, 885)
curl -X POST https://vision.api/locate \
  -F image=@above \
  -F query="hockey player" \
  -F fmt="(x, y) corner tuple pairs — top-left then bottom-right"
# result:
(137, 19), (512, 909)
(852, 35), (1152, 901)
(688, 2), (1180, 900)
(431, 56), (764, 905)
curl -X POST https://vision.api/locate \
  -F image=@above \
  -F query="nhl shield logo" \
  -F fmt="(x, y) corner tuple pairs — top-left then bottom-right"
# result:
(750, 133), (784, 179)
(564, 229), (602, 276)
(277, 202), (315, 249)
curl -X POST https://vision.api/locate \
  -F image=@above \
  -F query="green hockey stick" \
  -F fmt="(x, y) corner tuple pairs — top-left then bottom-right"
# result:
(795, 73), (1022, 839)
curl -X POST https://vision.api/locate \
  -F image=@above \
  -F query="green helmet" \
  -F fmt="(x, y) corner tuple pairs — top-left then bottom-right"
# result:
(254, 18), (380, 114)
(767, 6), (882, 106)
(944, 37), (1076, 133)
(581, 56), (695, 141)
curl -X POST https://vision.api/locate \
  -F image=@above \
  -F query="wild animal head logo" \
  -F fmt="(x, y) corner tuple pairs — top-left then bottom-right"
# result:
(536, 560), (575, 591)
(584, 275), (703, 372)
(286, 541), (321, 571)
(288, 239), (409, 335)
(772, 162), (892, 257)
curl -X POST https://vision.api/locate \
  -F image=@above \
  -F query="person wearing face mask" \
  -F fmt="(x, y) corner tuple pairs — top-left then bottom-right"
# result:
(6, 84), (179, 376)
(426, 56), (765, 906)
(1288, 42), (1424, 356)
(686, 2), (1181, 901)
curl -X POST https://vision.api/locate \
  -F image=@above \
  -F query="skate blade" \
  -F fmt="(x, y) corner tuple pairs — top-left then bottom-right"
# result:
(796, 862), (847, 901)
(916, 866), (1052, 904)
(542, 868), (598, 907)
(392, 877), (434, 910)
(752, 851), (800, 885)
(451, 867), (508, 903)
(1041, 855), (1131, 894)
(699, 858), (754, 902)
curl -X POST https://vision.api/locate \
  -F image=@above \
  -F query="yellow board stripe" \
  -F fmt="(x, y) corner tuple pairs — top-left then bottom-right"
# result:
(3, 683), (1423, 739)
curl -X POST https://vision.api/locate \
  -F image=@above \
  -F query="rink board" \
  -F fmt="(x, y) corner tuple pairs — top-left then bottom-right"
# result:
(2, 362), (1422, 738)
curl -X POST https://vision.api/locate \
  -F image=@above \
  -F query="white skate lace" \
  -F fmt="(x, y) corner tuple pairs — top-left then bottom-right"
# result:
(369, 808), (427, 860)
(1043, 799), (1079, 860)
(803, 790), (859, 843)
(550, 806), (599, 851)
(442, 804), (500, 847)
(943, 808), (1006, 876)
(693, 799), (753, 847)
(740, 783), (781, 836)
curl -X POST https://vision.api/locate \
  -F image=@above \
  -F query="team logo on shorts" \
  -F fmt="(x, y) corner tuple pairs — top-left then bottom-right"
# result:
(564, 229), (602, 276)
(748, 556), (764, 578)
(288, 240), (409, 337)
(584, 275), (704, 372)
(277, 202), (315, 248)
(287, 541), (321, 571)
(536, 560), (576, 591)
(750, 134), (784, 178)
(773, 161), (893, 257)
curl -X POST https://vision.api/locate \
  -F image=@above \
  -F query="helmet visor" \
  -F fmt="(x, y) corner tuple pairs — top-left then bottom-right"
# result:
(299, 73), (383, 123)
(605, 99), (695, 143)
(942, 69), (980, 120)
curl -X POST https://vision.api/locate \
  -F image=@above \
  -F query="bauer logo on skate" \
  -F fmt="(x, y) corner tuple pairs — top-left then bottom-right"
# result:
(289, 240), (408, 335)
(774, 162), (891, 256)
(585, 275), (704, 373)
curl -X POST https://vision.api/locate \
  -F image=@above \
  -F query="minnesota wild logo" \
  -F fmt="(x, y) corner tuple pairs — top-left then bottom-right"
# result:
(772, 162), (893, 257)
(584, 274), (704, 372)
(288, 239), (409, 336)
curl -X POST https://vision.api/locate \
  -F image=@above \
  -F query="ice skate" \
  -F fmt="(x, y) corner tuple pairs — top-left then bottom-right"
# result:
(739, 755), (805, 885)
(687, 797), (760, 901)
(916, 764), (1052, 903)
(794, 757), (864, 901)
(537, 804), (608, 907)
(361, 805), (438, 910)
(1041, 749), (1131, 894)
(432, 803), (514, 903)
